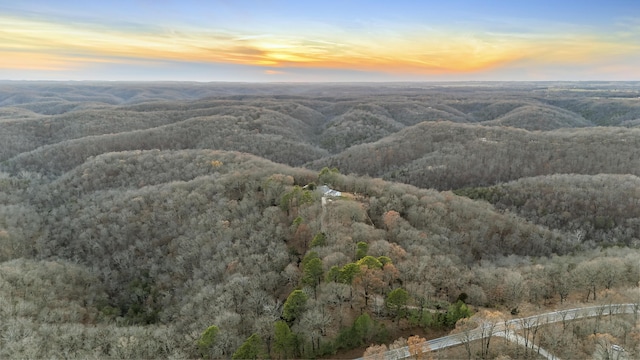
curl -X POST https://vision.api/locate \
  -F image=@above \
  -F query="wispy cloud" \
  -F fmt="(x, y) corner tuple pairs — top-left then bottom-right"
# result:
(233, 34), (273, 41)
(1, 12), (639, 80)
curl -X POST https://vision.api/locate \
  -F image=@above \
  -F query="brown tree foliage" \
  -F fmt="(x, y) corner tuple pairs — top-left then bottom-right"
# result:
(383, 210), (401, 231)
(407, 335), (432, 360)
(362, 343), (388, 360)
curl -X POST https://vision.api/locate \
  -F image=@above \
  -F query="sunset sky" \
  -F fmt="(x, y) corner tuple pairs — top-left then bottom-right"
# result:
(1, 0), (639, 81)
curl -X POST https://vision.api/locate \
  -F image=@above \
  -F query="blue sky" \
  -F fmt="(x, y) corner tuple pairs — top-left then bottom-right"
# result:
(1, 0), (639, 81)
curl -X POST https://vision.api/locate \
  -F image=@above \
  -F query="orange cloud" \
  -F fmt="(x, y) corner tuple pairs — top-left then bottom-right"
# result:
(1, 52), (74, 71)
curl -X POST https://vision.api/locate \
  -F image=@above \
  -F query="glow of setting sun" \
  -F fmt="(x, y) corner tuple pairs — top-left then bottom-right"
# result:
(1, 1), (639, 81)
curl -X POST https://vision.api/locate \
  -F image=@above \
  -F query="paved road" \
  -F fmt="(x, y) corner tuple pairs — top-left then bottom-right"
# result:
(356, 303), (638, 360)
(498, 331), (556, 360)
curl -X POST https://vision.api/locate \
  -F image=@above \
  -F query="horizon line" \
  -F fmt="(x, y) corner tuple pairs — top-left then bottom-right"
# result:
(2, 79), (640, 84)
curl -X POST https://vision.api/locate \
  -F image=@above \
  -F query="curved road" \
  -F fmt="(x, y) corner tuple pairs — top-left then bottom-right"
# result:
(356, 303), (638, 360)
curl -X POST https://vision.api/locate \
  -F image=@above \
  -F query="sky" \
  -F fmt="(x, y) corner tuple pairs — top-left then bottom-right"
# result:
(1, 0), (639, 82)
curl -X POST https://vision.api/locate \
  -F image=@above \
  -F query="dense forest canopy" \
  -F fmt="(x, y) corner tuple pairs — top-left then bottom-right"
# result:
(0, 81), (639, 359)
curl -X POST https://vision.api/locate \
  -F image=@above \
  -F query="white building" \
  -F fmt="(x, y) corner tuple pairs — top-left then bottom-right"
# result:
(318, 185), (341, 197)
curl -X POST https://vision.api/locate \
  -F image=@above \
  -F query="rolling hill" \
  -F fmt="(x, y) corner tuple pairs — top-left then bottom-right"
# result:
(455, 173), (640, 247)
(307, 121), (640, 190)
(480, 104), (593, 130)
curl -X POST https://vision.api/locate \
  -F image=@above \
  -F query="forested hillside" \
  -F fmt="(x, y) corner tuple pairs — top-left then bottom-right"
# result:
(308, 122), (640, 190)
(1, 81), (639, 359)
(455, 174), (640, 248)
